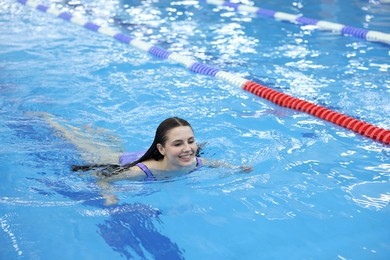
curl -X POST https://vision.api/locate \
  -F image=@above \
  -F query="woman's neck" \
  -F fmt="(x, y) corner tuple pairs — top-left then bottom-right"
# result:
(158, 157), (196, 172)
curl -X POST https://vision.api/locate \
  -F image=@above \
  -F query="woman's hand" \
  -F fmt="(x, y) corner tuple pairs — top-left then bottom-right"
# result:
(97, 179), (119, 206)
(103, 193), (119, 206)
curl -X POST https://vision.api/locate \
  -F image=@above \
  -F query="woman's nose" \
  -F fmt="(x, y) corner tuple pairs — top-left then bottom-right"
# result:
(183, 143), (191, 151)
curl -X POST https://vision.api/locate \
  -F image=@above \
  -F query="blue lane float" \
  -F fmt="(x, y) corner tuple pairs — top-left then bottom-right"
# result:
(199, 0), (390, 45)
(16, 0), (390, 144)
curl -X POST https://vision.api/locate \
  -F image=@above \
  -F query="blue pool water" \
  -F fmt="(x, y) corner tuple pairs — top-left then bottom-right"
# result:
(1, 0), (390, 259)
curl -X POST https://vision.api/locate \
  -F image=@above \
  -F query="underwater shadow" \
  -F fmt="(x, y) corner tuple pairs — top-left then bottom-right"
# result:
(33, 178), (185, 260)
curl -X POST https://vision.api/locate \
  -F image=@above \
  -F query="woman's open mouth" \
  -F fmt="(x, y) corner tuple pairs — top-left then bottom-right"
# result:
(179, 154), (193, 161)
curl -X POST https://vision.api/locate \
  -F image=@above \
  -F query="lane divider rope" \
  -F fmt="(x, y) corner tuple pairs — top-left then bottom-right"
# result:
(199, 0), (390, 45)
(17, 0), (390, 144)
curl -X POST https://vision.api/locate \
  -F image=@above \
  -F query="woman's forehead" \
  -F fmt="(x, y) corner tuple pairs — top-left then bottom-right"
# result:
(165, 126), (194, 141)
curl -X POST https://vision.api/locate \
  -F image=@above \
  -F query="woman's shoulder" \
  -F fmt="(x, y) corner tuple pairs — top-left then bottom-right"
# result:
(139, 159), (162, 169)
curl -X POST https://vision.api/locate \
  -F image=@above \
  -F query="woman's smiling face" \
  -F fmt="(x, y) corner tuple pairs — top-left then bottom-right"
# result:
(157, 126), (198, 170)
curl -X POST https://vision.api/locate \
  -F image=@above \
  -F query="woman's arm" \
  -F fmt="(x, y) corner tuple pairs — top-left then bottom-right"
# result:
(96, 179), (119, 206)
(94, 167), (145, 206)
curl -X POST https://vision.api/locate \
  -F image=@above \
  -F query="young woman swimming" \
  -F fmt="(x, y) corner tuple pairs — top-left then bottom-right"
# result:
(38, 113), (252, 205)
(110, 117), (204, 179)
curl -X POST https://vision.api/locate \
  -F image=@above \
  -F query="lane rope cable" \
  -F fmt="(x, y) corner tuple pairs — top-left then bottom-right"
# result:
(199, 0), (390, 45)
(16, 0), (390, 145)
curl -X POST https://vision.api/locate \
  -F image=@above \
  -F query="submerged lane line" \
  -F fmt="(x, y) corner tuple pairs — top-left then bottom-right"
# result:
(199, 0), (390, 46)
(16, 0), (390, 144)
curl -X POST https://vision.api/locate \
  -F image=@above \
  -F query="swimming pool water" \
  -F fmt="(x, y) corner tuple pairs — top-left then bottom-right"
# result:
(1, 0), (390, 259)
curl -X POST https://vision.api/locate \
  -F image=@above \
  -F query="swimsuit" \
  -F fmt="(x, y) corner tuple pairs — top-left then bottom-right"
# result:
(119, 151), (144, 166)
(136, 157), (203, 181)
(119, 151), (203, 180)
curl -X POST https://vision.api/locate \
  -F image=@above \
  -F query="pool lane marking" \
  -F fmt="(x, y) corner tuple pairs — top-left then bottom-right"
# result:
(17, 0), (390, 145)
(198, 0), (390, 46)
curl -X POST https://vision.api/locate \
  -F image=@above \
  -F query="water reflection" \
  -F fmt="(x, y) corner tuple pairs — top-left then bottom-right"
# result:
(346, 181), (390, 210)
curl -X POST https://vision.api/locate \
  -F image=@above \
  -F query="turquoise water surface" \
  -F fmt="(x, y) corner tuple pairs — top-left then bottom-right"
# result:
(1, 0), (389, 259)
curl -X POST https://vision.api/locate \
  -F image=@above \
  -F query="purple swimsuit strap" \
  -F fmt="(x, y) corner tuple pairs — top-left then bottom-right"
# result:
(136, 162), (156, 181)
(136, 157), (203, 181)
(193, 157), (203, 171)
